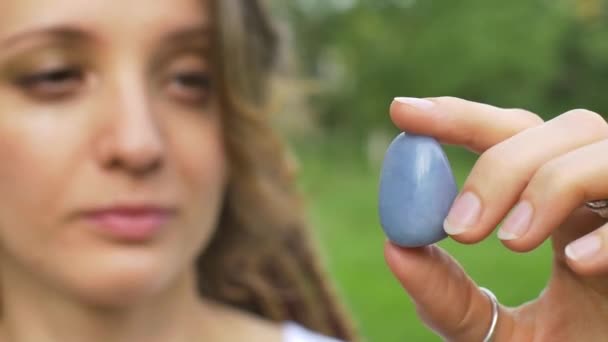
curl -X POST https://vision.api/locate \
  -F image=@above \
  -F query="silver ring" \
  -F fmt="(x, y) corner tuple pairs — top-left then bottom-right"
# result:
(479, 287), (499, 342)
(585, 200), (608, 219)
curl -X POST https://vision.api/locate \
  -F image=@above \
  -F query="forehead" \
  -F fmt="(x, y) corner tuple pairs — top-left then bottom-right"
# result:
(0, 0), (210, 40)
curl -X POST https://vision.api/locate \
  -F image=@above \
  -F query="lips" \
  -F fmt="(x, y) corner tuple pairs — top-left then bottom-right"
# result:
(82, 205), (177, 242)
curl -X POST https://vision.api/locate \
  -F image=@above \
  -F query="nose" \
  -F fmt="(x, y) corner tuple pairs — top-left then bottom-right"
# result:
(96, 77), (165, 177)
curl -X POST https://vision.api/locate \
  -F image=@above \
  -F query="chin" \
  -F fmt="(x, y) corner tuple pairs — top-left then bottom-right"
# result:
(59, 245), (188, 309)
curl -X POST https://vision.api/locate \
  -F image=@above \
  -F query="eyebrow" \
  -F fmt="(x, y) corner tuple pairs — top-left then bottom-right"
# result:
(0, 26), (97, 49)
(0, 24), (210, 50)
(161, 26), (210, 46)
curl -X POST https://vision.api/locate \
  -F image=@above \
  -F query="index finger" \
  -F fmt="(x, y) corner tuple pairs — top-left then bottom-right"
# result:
(390, 97), (544, 153)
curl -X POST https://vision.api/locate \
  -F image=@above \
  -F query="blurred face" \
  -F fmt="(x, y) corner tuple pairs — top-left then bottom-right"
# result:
(0, 0), (226, 306)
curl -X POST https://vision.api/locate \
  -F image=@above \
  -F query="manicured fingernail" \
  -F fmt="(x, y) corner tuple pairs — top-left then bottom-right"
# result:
(566, 234), (602, 261)
(393, 97), (435, 110)
(443, 192), (482, 235)
(498, 201), (534, 241)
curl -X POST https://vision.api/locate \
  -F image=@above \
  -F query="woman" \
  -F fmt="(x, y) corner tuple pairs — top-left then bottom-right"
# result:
(0, 0), (355, 341)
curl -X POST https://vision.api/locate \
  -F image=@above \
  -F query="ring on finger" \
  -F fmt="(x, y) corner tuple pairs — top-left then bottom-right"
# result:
(585, 200), (608, 218)
(479, 287), (499, 342)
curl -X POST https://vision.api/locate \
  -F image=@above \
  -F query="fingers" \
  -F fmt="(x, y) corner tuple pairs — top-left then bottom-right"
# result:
(566, 221), (608, 276)
(390, 97), (543, 153)
(498, 138), (608, 252)
(443, 109), (608, 246)
(384, 242), (514, 342)
(390, 96), (608, 258)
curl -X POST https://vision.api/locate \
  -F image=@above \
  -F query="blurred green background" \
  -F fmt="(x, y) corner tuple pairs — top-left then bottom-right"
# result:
(269, 1), (608, 341)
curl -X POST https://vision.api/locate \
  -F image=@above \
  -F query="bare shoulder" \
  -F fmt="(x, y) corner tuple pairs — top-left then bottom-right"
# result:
(197, 299), (283, 342)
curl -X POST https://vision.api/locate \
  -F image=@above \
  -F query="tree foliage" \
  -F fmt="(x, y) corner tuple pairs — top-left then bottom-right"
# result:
(275, 0), (608, 137)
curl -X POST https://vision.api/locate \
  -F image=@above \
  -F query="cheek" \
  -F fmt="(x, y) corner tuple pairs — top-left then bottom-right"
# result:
(165, 106), (227, 252)
(174, 120), (226, 187)
(0, 100), (91, 288)
(0, 110), (85, 235)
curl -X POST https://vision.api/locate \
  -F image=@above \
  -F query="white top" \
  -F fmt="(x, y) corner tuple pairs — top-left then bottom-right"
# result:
(282, 322), (344, 342)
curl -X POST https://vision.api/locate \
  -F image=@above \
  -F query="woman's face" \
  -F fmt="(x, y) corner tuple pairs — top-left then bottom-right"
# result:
(0, 0), (226, 306)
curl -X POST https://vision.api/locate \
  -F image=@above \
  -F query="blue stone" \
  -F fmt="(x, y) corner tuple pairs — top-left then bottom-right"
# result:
(378, 133), (458, 247)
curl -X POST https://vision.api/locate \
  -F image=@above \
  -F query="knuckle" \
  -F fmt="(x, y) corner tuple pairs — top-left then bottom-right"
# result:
(431, 96), (461, 107)
(534, 160), (580, 197)
(433, 96), (459, 102)
(476, 146), (516, 175)
(504, 108), (544, 126)
(460, 130), (485, 152)
(563, 109), (608, 136)
(564, 108), (604, 122)
(452, 285), (478, 336)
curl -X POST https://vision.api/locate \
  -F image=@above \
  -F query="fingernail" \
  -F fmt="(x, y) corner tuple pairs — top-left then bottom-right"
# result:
(443, 192), (482, 235)
(498, 201), (534, 241)
(566, 234), (602, 261)
(394, 97), (435, 110)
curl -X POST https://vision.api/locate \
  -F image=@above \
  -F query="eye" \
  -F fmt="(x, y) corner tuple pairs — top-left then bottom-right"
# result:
(16, 67), (85, 100)
(167, 71), (212, 104)
(176, 72), (210, 88)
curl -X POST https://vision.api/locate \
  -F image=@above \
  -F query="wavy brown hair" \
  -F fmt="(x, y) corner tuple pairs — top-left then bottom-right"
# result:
(196, 1), (357, 340)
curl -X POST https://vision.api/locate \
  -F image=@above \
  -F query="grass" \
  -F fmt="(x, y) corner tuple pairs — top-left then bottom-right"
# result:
(292, 138), (552, 342)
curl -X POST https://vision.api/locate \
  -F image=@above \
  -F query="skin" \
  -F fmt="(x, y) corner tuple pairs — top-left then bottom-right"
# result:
(0, 0), (281, 341)
(387, 97), (608, 341)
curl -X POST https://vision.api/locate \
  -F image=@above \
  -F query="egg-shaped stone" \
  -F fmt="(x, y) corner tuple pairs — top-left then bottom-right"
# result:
(378, 133), (458, 247)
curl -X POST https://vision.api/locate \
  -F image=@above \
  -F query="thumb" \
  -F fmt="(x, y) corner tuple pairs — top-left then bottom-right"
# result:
(384, 242), (512, 341)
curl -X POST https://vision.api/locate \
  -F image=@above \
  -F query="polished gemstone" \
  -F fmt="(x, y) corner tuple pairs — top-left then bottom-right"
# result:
(378, 133), (458, 247)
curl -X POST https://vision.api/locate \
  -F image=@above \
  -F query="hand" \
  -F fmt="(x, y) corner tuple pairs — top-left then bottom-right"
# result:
(385, 97), (608, 341)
